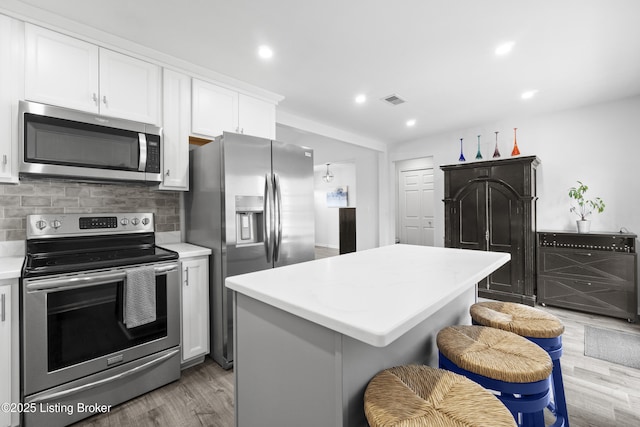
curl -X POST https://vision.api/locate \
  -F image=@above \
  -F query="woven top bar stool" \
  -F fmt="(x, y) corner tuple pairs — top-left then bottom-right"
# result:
(470, 302), (569, 427)
(469, 301), (564, 338)
(364, 365), (517, 427)
(437, 325), (554, 427)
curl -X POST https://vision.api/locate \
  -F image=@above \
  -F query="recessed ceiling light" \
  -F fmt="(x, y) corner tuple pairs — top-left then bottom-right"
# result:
(258, 45), (273, 59)
(521, 89), (539, 99)
(406, 119), (416, 127)
(355, 94), (366, 104)
(495, 41), (515, 56)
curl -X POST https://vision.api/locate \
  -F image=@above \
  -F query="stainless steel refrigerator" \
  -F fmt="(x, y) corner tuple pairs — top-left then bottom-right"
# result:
(185, 132), (315, 369)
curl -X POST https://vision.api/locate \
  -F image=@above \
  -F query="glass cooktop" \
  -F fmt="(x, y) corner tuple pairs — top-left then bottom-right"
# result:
(23, 233), (179, 278)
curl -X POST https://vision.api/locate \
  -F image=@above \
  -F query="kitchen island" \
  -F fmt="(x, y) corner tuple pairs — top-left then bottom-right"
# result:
(226, 244), (510, 427)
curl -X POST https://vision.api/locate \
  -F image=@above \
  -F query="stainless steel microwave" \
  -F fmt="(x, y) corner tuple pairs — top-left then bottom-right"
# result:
(19, 100), (162, 184)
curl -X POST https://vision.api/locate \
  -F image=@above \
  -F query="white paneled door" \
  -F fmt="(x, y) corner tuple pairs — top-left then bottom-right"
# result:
(398, 168), (435, 246)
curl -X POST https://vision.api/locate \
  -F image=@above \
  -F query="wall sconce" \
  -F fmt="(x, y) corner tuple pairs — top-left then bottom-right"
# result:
(322, 163), (334, 183)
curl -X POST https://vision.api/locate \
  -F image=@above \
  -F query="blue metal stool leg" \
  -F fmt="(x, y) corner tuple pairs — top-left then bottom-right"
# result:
(528, 336), (569, 427)
(439, 352), (551, 427)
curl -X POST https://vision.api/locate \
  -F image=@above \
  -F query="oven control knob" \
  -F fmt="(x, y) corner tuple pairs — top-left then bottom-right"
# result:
(142, 217), (150, 226)
(120, 218), (129, 226)
(35, 220), (47, 230)
(131, 218), (140, 225)
(51, 220), (62, 229)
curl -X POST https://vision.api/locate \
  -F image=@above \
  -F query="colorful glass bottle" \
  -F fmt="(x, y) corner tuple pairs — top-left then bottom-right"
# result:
(458, 138), (465, 162)
(475, 135), (483, 160)
(511, 127), (520, 156)
(493, 131), (501, 158)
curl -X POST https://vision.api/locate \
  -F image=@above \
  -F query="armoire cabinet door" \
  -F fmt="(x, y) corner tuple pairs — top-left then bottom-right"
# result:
(486, 182), (524, 295)
(455, 181), (486, 251)
(452, 180), (525, 296)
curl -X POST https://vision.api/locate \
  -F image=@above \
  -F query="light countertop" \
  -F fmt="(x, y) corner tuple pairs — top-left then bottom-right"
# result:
(0, 256), (25, 280)
(160, 243), (211, 258)
(226, 244), (510, 347)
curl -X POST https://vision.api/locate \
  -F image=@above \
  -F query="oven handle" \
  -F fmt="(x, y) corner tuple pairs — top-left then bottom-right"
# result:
(25, 264), (178, 292)
(27, 348), (180, 404)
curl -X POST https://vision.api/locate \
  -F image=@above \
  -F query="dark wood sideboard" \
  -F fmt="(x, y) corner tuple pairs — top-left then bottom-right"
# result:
(537, 231), (638, 322)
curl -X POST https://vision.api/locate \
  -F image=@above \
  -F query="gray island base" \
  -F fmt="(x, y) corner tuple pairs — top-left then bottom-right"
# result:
(226, 244), (510, 427)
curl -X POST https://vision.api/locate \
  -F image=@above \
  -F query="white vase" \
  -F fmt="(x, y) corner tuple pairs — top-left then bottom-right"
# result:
(576, 219), (591, 233)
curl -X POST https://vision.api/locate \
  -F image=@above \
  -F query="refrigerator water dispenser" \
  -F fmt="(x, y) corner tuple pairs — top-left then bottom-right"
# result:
(235, 196), (264, 246)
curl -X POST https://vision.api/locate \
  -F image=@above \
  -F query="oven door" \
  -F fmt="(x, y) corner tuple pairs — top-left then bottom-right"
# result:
(21, 261), (179, 397)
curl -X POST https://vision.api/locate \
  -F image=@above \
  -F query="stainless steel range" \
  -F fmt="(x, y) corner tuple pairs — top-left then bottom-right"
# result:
(20, 213), (180, 427)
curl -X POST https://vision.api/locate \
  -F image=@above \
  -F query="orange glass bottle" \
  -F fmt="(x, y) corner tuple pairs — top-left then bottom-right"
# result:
(511, 128), (520, 156)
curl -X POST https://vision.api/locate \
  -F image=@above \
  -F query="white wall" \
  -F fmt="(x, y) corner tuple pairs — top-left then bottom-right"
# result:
(386, 95), (640, 247)
(277, 124), (381, 250)
(314, 163), (356, 248)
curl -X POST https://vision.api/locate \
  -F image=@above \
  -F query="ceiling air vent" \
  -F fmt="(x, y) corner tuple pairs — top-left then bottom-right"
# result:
(381, 94), (406, 106)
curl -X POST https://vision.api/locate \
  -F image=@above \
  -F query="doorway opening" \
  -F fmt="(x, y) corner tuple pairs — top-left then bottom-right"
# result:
(314, 161), (356, 257)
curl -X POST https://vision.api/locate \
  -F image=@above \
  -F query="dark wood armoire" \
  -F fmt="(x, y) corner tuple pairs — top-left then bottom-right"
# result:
(441, 156), (540, 305)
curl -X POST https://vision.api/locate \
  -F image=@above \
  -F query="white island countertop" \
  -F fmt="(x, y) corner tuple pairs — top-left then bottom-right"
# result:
(226, 244), (510, 347)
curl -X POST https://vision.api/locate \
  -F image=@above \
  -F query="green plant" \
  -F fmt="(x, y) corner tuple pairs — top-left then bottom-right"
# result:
(568, 181), (605, 220)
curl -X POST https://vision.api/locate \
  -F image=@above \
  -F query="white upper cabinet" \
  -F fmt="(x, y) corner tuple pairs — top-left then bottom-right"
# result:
(25, 24), (99, 113)
(191, 79), (238, 138)
(160, 69), (190, 191)
(192, 79), (276, 139)
(25, 24), (160, 124)
(0, 15), (23, 184)
(99, 48), (160, 124)
(238, 93), (276, 140)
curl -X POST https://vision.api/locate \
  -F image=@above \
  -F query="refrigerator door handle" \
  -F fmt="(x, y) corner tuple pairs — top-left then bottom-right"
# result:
(264, 173), (274, 263)
(273, 173), (283, 262)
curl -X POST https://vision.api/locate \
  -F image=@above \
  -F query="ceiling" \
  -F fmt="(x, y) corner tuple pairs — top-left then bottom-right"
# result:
(9, 0), (640, 145)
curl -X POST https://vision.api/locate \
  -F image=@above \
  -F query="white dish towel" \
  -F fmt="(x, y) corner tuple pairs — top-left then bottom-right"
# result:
(124, 266), (156, 328)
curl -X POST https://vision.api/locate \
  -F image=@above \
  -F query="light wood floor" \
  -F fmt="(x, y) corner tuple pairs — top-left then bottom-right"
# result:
(314, 245), (340, 259)
(72, 304), (640, 427)
(71, 357), (234, 427)
(543, 304), (640, 427)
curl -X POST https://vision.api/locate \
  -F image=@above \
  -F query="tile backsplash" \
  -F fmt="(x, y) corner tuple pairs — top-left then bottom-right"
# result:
(0, 178), (180, 241)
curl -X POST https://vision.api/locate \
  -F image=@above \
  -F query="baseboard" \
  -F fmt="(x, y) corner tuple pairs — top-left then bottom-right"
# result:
(478, 289), (536, 307)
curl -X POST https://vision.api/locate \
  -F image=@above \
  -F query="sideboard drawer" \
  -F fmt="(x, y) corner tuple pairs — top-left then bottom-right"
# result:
(539, 248), (635, 283)
(538, 275), (635, 320)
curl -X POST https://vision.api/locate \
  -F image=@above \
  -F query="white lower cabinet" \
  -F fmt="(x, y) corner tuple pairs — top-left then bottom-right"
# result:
(0, 280), (17, 427)
(180, 256), (210, 365)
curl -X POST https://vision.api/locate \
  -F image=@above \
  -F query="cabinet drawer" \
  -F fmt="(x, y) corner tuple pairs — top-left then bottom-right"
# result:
(538, 248), (635, 282)
(538, 275), (635, 319)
